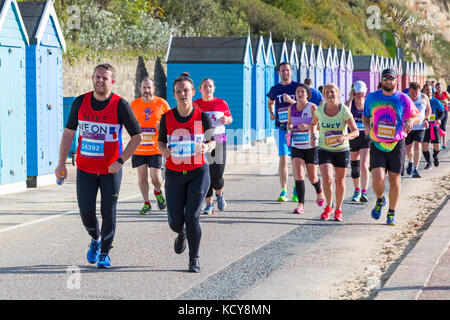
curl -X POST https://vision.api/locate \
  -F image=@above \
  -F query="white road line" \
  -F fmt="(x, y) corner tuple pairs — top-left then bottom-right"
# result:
(0, 194), (140, 235)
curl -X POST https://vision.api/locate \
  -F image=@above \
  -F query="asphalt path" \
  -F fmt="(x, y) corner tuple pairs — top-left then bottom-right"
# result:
(0, 140), (448, 300)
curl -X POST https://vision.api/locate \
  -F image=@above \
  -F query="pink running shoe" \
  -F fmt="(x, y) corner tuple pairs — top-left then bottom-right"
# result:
(316, 192), (325, 207)
(293, 204), (305, 214)
(334, 209), (343, 221)
(320, 205), (333, 220)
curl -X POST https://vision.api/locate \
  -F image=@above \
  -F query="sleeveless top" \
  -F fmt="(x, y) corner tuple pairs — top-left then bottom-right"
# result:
(290, 102), (316, 149)
(412, 93), (427, 131)
(351, 100), (365, 131)
(76, 91), (122, 174)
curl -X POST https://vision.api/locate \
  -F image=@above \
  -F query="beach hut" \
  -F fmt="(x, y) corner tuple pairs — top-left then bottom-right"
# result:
(401, 60), (410, 91)
(306, 42), (316, 88)
(352, 54), (376, 93)
(345, 49), (354, 102)
(264, 35), (276, 139)
(287, 40), (299, 82)
(18, 0), (66, 186)
(324, 46), (334, 85)
(250, 36), (266, 142)
(332, 46), (339, 85)
(273, 40), (289, 84)
(0, 0), (29, 192)
(397, 58), (403, 91)
(166, 36), (254, 147)
(336, 47), (347, 102)
(296, 41), (309, 83)
(314, 43), (325, 89)
(374, 55), (381, 89)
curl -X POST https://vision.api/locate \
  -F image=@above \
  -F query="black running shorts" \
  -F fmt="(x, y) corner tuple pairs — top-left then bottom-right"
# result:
(369, 140), (406, 174)
(318, 149), (350, 168)
(291, 147), (318, 164)
(350, 131), (370, 152)
(131, 154), (163, 169)
(405, 130), (425, 145)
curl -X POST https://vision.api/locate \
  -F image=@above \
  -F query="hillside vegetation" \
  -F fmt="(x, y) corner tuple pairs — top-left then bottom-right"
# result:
(21, 0), (449, 81)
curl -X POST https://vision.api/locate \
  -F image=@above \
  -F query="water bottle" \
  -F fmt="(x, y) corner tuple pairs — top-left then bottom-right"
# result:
(56, 170), (66, 185)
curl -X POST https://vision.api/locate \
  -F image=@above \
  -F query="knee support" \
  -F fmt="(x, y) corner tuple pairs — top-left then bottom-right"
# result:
(351, 160), (361, 179)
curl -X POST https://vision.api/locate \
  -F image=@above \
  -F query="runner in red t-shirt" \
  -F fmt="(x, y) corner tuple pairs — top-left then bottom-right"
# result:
(194, 78), (233, 215)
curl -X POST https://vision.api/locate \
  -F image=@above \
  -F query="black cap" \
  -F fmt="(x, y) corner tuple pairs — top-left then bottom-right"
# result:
(381, 68), (397, 79)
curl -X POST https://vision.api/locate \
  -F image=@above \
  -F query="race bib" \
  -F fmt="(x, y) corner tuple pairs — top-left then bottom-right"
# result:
(376, 120), (396, 140)
(356, 121), (365, 130)
(429, 114), (436, 122)
(141, 127), (156, 146)
(325, 131), (342, 147)
(80, 132), (105, 157)
(277, 107), (289, 124)
(168, 134), (204, 159)
(292, 131), (309, 147)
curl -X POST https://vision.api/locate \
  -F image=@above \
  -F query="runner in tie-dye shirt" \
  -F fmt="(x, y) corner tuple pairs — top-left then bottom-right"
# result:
(362, 68), (419, 227)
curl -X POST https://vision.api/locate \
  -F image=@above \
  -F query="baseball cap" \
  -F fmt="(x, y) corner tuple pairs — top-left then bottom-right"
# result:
(353, 80), (367, 93)
(381, 68), (397, 79)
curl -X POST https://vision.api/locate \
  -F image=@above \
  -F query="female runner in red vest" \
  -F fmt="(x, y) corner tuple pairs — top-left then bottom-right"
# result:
(158, 73), (215, 273)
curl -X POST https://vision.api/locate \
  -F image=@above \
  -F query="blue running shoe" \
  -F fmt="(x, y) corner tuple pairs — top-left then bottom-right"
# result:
(371, 196), (385, 220)
(386, 212), (397, 226)
(277, 190), (288, 202)
(97, 253), (111, 269)
(217, 193), (227, 211)
(87, 238), (101, 264)
(201, 202), (215, 215)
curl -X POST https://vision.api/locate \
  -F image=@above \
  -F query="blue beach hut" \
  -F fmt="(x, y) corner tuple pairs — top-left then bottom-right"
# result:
(306, 43), (316, 88)
(296, 41), (308, 83)
(0, 0), (29, 192)
(18, 0), (66, 186)
(287, 40), (299, 82)
(264, 35), (276, 139)
(273, 40), (288, 84)
(250, 35), (266, 142)
(336, 46), (347, 102)
(166, 36), (254, 148)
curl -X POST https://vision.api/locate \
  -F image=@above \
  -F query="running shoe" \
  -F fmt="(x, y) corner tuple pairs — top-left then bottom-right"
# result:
(351, 190), (361, 202)
(174, 233), (186, 254)
(217, 193), (227, 211)
(360, 192), (368, 203)
(188, 257), (200, 273)
(424, 162), (433, 170)
(292, 186), (298, 202)
(412, 169), (421, 178)
(97, 253), (111, 269)
(139, 203), (151, 215)
(292, 204), (304, 214)
(320, 205), (333, 221)
(371, 196), (386, 220)
(433, 157), (440, 167)
(87, 238), (101, 264)
(386, 212), (397, 226)
(201, 202), (215, 215)
(277, 190), (288, 202)
(155, 192), (166, 210)
(406, 162), (413, 175)
(334, 209), (343, 221)
(316, 192), (325, 207)
(442, 145), (447, 149)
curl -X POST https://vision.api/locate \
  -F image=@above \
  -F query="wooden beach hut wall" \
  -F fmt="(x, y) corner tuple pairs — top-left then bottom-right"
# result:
(397, 58), (403, 91)
(336, 47), (347, 102)
(352, 54), (376, 93)
(264, 35), (276, 139)
(165, 36), (253, 147)
(401, 60), (410, 91)
(18, 0), (66, 186)
(250, 36), (266, 142)
(296, 41), (309, 83)
(0, 0), (29, 192)
(306, 43), (316, 88)
(287, 40), (299, 82)
(324, 46), (333, 85)
(272, 41), (288, 84)
(332, 46), (339, 85)
(345, 49), (353, 102)
(314, 43), (325, 89)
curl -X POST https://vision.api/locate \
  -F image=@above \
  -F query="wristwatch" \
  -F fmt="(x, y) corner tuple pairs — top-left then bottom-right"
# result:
(117, 157), (124, 165)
